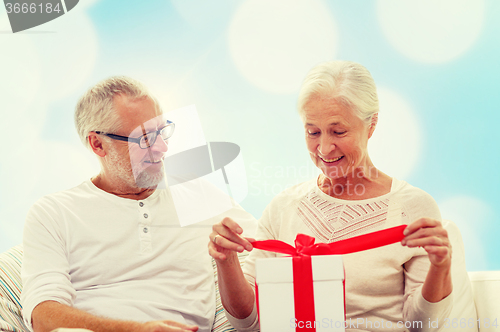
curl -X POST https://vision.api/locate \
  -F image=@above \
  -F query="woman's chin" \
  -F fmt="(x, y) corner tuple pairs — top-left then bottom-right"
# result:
(318, 163), (350, 179)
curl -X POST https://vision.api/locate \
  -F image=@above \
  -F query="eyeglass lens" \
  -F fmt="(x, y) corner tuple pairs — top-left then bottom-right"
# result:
(138, 125), (174, 149)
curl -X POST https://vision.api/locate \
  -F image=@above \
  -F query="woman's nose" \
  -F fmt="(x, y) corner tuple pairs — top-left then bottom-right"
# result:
(318, 135), (335, 156)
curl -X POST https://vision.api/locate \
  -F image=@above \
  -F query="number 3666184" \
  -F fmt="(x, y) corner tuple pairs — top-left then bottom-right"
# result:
(5, 2), (62, 14)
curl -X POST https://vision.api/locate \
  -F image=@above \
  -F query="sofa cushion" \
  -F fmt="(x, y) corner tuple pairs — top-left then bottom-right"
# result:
(0, 245), (29, 332)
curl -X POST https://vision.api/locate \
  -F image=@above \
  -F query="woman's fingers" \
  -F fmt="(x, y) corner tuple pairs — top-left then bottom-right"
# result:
(402, 218), (447, 243)
(212, 233), (245, 252)
(404, 225), (448, 242)
(221, 217), (244, 234)
(403, 217), (439, 236)
(403, 235), (446, 248)
(212, 218), (254, 251)
(423, 245), (450, 256)
(402, 218), (452, 268)
(208, 218), (255, 261)
(208, 241), (226, 260)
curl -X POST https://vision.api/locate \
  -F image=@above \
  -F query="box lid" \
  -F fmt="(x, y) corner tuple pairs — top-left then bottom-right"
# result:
(256, 255), (344, 284)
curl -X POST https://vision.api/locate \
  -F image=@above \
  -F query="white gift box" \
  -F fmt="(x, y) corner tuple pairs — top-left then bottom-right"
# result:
(256, 255), (345, 332)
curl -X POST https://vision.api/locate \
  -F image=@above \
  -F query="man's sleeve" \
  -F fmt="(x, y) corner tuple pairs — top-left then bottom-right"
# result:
(21, 197), (76, 330)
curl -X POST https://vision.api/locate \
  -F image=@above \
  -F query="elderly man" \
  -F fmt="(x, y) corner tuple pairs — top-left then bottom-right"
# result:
(21, 77), (254, 332)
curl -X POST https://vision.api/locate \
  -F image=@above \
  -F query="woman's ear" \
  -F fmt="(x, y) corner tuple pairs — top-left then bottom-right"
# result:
(88, 133), (106, 157)
(368, 113), (378, 139)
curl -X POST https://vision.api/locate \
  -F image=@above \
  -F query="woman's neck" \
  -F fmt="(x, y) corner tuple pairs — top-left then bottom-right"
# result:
(317, 167), (392, 200)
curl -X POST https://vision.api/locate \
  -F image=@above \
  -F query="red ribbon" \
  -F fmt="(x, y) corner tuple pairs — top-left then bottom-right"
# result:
(253, 225), (406, 331)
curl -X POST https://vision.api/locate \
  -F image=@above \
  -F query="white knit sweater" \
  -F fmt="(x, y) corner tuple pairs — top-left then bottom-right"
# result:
(227, 178), (453, 332)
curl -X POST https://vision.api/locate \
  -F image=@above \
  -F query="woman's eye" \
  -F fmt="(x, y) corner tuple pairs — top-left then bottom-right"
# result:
(307, 131), (320, 136)
(334, 131), (346, 135)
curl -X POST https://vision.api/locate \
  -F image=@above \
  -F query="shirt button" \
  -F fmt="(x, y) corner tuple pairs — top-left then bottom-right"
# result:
(143, 213), (148, 218)
(143, 227), (149, 233)
(139, 202), (144, 207)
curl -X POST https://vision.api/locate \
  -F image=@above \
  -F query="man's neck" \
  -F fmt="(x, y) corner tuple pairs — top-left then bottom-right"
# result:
(91, 174), (156, 200)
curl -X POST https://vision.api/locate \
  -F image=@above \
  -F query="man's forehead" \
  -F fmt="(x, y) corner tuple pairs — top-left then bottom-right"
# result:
(129, 114), (167, 136)
(113, 94), (165, 135)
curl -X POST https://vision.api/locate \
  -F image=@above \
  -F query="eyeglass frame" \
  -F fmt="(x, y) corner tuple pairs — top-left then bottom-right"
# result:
(94, 120), (175, 149)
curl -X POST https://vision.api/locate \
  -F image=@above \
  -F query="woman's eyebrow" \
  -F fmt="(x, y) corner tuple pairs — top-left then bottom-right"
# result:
(305, 121), (342, 126)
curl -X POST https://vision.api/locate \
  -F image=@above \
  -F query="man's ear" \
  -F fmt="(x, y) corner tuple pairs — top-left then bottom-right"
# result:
(88, 133), (106, 157)
(368, 113), (378, 139)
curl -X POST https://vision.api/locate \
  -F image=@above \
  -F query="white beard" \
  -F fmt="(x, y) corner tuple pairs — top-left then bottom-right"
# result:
(106, 146), (165, 189)
(134, 163), (165, 188)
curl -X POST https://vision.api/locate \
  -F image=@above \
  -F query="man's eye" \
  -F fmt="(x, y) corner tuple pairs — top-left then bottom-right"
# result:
(334, 131), (346, 135)
(307, 131), (320, 136)
(141, 134), (153, 144)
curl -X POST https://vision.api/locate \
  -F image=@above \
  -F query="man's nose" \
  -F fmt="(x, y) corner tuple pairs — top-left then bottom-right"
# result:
(151, 136), (168, 153)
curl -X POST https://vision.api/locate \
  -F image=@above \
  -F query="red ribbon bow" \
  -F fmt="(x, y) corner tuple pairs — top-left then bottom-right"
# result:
(253, 225), (406, 331)
(252, 224), (406, 256)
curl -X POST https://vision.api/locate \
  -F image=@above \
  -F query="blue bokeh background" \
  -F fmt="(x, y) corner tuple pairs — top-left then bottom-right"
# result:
(1, 0), (498, 271)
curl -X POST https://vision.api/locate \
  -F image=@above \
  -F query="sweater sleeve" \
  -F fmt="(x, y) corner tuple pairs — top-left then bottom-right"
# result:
(21, 197), (76, 331)
(400, 184), (453, 331)
(403, 254), (453, 331)
(225, 196), (283, 331)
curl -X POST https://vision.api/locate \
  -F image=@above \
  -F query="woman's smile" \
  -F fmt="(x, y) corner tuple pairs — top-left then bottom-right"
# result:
(319, 155), (344, 163)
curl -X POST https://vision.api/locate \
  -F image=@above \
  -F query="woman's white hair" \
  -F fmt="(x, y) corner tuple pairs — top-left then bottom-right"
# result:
(297, 61), (379, 125)
(75, 76), (161, 149)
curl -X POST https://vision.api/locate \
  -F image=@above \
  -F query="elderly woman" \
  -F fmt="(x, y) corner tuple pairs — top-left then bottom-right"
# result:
(209, 61), (452, 331)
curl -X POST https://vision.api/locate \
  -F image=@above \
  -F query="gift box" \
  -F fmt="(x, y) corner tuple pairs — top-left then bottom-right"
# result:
(256, 255), (345, 332)
(252, 225), (407, 332)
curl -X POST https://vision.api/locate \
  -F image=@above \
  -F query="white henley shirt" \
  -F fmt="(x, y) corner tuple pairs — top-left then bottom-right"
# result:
(21, 179), (256, 332)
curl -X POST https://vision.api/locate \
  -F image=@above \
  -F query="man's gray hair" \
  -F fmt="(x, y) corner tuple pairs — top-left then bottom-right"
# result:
(297, 61), (379, 124)
(75, 76), (161, 149)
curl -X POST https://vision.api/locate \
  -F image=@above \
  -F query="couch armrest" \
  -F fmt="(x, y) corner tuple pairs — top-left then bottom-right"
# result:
(0, 245), (30, 332)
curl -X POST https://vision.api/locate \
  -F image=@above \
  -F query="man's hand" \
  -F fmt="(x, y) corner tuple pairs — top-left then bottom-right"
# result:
(32, 301), (199, 332)
(141, 320), (198, 332)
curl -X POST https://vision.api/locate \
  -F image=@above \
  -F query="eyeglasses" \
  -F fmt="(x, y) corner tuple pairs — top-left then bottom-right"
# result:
(95, 120), (175, 149)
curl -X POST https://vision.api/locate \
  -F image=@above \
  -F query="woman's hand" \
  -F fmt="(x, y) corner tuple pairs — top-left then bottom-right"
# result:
(401, 218), (452, 269)
(402, 218), (453, 302)
(208, 217), (255, 262)
(208, 218), (257, 319)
